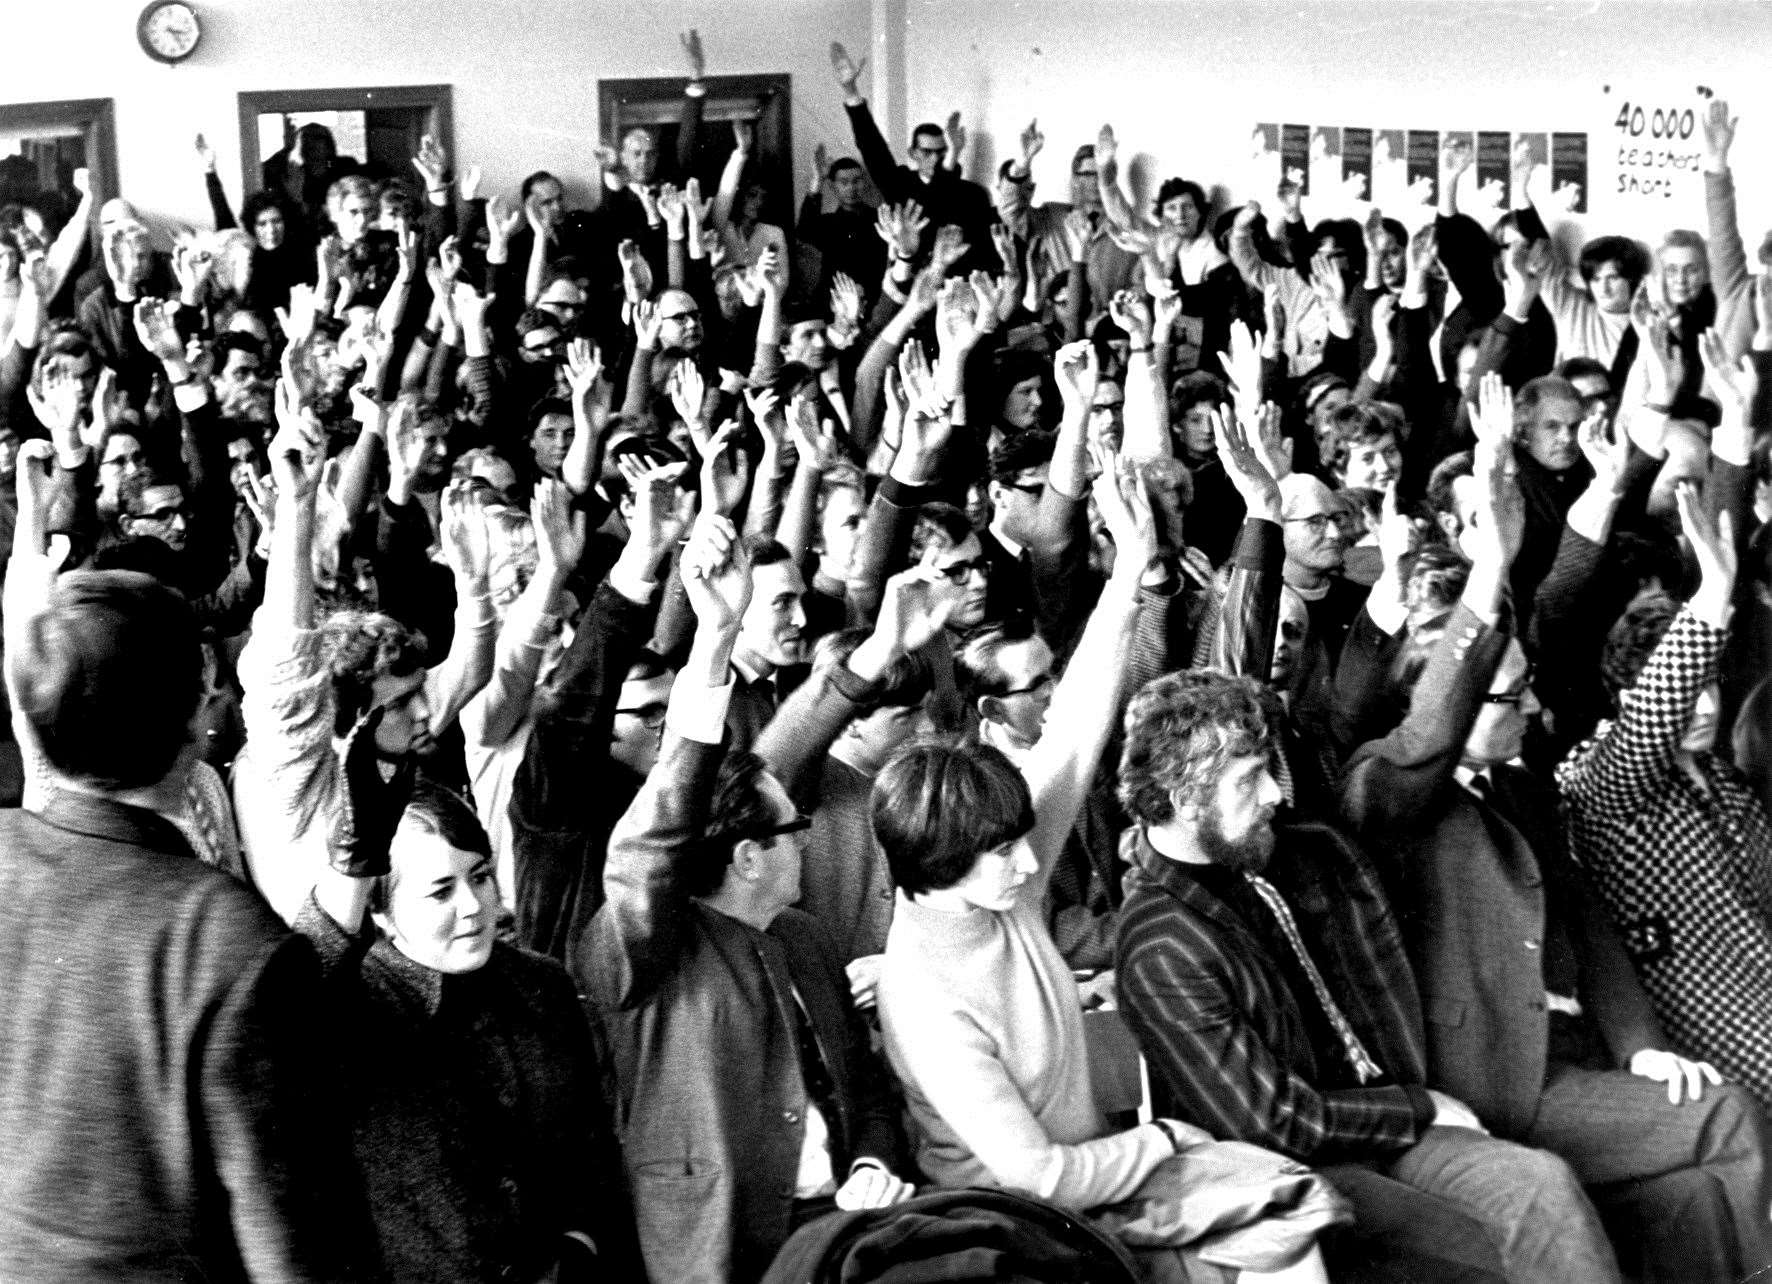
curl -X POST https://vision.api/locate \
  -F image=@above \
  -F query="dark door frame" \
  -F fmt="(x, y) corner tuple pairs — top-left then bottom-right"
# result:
(236, 84), (454, 189)
(0, 97), (118, 253)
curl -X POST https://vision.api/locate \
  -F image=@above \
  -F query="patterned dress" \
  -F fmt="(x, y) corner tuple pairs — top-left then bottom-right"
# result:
(1557, 609), (1772, 1107)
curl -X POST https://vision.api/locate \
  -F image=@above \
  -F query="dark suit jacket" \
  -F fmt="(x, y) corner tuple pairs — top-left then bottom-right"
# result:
(1117, 822), (1436, 1165)
(575, 729), (902, 1284)
(0, 793), (374, 1281)
(1341, 603), (1664, 1138)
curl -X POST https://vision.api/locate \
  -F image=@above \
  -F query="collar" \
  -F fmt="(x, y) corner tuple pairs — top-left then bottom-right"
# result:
(1453, 764), (1492, 798)
(732, 649), (774, 685)
(37, 790), (197, 862)
(987, 520), (1025, 562)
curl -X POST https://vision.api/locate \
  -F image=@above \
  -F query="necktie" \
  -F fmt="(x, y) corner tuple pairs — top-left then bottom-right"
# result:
(1244, 872), (1384, 1085)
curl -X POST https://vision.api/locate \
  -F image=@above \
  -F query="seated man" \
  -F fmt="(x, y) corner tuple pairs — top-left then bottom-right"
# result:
(577, 516), (913, 1284)
(1115, 669), (1616, 1283)
(1340, 439), (1772, 1283)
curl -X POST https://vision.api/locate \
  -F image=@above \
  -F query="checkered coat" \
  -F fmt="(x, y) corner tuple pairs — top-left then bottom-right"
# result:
(1557, 608), (1772, 1108)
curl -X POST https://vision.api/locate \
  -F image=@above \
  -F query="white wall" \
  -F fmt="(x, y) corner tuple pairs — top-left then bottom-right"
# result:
(6, 0), (1771, 258)
(2, 0), (872, 231)
(890, 0), (1772, 252)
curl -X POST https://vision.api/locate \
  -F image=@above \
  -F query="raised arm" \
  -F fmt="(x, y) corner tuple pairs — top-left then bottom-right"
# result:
(832, 41), (901, 194)
(579, 514), (751, 1010)
(41, 168), (94, 305)
(1022, 448), (1152, 893)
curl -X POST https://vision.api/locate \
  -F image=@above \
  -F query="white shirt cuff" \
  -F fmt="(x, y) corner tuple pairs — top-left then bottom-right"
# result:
(667, 678), (733, 745)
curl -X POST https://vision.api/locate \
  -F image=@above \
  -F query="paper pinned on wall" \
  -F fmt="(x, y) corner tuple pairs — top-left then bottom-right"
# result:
(1600, 85), (1702, 216)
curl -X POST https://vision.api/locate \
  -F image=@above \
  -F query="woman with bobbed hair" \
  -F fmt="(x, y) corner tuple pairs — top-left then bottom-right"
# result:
(870, 459), (1344, 1282)
(299, 760), (638, 1282)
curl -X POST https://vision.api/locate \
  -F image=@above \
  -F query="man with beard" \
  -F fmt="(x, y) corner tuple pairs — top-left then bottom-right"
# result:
(1114, 668), (1622, 1283)
(232, 381), (496, 924)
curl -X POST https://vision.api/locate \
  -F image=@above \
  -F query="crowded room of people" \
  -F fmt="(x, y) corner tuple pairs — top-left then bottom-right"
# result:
(3, 1), (1771, 1280)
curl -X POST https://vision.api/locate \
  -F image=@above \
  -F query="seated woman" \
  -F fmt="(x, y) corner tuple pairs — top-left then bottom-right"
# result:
(299, 762), (637, 1282)
(870, 457), (1345, 1283)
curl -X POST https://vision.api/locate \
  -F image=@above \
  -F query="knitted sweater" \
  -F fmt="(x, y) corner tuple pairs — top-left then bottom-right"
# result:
(879, 888), (1178, 1210)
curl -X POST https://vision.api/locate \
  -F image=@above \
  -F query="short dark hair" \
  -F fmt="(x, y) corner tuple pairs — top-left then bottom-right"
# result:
(1154, 177), (1208, 220)
(871, 737), (1035, 897)
(742, 533), (794, 572)
(117, 467), (178, 520)
(1601, 589), (1681, 701)
(1312, 217), (1366, 279)
(685, 750), (782, 898)
(372, 779), (493, 914)
(955, 621), (1039, 703)
(814, 628), (935, 713)
(910, 123), (945, 146)
(12, 570), (202, 790)
(828, 156), (863, 181)
(1169, 371), (1228, 421)
(1578, 235), (1650, 287)
(520, 170), (561, 202)
(527, 396), (572, 437)
(1322, 401), (1401, 477)
(319, 610), (427, 735)
(988, 429), (1055, 482)
(1424, 451), (1474, 524)
(908, 502), (972, 561)
(1118, 670), (1272, 825)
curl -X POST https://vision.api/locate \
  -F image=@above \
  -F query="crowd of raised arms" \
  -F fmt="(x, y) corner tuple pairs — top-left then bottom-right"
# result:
(4, 25), (1772, 1284)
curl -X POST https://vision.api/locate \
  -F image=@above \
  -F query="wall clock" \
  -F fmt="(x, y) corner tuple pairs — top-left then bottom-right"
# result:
(138, 1), (202, 64)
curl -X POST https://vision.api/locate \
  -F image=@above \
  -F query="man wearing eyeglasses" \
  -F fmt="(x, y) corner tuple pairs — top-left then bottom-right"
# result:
(828, 40), (997, 272)
(1279, 474), (1362, 667)
(580, 519), (912, 1284)
(1341, 449), (1772, 1283)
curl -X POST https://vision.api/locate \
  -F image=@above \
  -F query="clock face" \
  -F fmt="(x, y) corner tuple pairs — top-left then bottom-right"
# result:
(139, 1), (200, 62)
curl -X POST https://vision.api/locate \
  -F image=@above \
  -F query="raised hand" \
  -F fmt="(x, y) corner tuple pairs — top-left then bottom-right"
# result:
(1630, 284), (1684, 406)
(683, 512), (752, 631)
(697, 418), (749, 518)
(1576, 407), (1629, 495)
(1510, 137), (1536, 200)
(1252, 401), (1292, 481)
(1151, 285), (1183, 342)
(830, 40), (867, 95)
(194, 132), (216, 173)
(669, 359), (708, 442)
(1375, 485), (1420, 576)
(684, 176), (712, 230)
(437, 234), (463, 284)
(1701, 97), (1736, 171)
(935, 276), (981, 355)
(1216, 319), (1264, 424)
(944, 111), (967, 165)
(565, 337), (606, 410)
(1469, 371), (1517, 463)
(619, 456), (694, 555)
(1310, 249), (1348, 311)
(929, 224), (969, 273)
(788, 396), (845, 473)
(1406, 223), (1438, 283)
(657, 183), (688, 239)
(133, 297), (186, 363)
(632, 297), (662, 350)
(1095, 123), (1118, 168)
(1677, 480), (1736, 626)
(532, 477), (587, 581)
(411, 133), (448, 190)
(1091, 443), (1158, 577)
(1020, 118), (1044, 166)
(1469, 422), (1526, 574)
(1697, 325), (1759, 414)
(732, 118), (755, 156)
(1109, 289), (1152, 348)
(829, 272), (864, 339)
(25, 364), (86, 458)
(812, 142), (830, 190)
(459, 165), (482, 202)
(875, 562), (959, 656)
(746, 385), (788, 464)
(1441, 136), (1474, 179)
(452, 280), (492, 337)
(1210, 404), (1282, 521)
(1053, 338), (1099, 412)
(1060, 208), (1091, 261)
(440, 479), (493, 585)
(268, 390), (325, 505)
(680, 27), (706, 79)
(487, 195), (524, 245)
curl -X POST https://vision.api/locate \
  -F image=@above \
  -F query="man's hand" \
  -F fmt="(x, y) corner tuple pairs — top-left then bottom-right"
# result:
(830, 40), (867, 98)
(680, 26), (706, 80)
(1701, 97), (1736, 174)
(1630, 1048), (1723, 1105)
(944, 111), (967, 166)
(1109, 289), (1152, 348)
(835, 1162), (914, 1211)
(441, 480), (494, 585)
(132, 298), (186, 364)
(1468, 371), (1517, 463)
(411, 132), (448, 191)
(683, 512), (752, 630)
(486, 195), (524, 247)
(829, 272), (865, 342)
(1210, 405), (1282, 523)
(929, 224), (968, 274)
(194, 132), (216, 173)
(1698, 325), (1759, 417)
(876, 200), (927, 260)
(1092, 443), (1158, 578)
(1053, 339), (1099, 417)
(1216, 319), (1264, 426)
(532, 477), (587, 583)
(732, 118), (755, 157)
(871, 562), (959, 659)
(459, 164), (482, 202)
(1375, 486), (1420, 579)
(25, 365), (87, 462)
(1678, 479), (1737, 630)
(269, 387), (326, 506)
(846, 954), (884, 1010)
(1576, 407), (1629, 496)
(1501, 237), (1548, 318)
(1095, 123), (1118, 168)
(1020, 118), (1044, 168)
(697, 418), (750, 518)
(1630, 284), (1684, 408)
(935, 276), (981, 356)
(1426, 1089), (1490, 1134)
(617, 455), (693, 559)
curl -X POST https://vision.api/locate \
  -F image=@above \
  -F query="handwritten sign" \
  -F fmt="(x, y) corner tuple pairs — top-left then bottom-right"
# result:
(1604, 87), (1704, 207)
